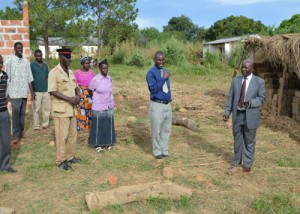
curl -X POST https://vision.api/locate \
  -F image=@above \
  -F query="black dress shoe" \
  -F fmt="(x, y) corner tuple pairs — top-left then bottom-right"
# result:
(162, 154), (168, 158)
(3, 167), (17, 173)
(155, 155), (163, 159)
(59, 161), (72, 171)
(68, 157), (81, 164)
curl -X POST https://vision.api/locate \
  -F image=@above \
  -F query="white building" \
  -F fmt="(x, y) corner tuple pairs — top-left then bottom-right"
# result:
(36, 37), (99, 59)
(203, 35), (260, 62)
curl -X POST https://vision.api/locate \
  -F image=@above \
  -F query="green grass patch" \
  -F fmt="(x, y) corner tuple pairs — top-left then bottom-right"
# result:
(253, 192), (300, 214)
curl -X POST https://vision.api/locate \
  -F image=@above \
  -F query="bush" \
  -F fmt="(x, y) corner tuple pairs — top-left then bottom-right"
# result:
(203, 51), (227, 70)
(162, 37), (187, 66)
(126, 51), (147, 67)
(111, 52), (125, 64)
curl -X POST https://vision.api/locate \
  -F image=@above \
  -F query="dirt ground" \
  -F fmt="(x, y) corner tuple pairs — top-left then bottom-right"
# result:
(0, 69), (299, 214)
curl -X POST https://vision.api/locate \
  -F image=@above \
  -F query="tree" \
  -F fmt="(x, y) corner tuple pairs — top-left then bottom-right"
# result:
(84, 0), (138, 61)
(140, 27), (161, 42)
(276, 14), (300, 34)
(3, 0), (94, 65)
(163, 15), (205, 41)
(0, 6), (22, 20)
(205, 15), (267, 41)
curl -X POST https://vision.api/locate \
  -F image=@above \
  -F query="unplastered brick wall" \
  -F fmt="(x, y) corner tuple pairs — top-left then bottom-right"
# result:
(0, 0), (30, 62)
(0, 0), (32, 113)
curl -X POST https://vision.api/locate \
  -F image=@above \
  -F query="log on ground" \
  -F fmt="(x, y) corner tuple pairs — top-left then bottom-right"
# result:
(85, 180), (192, 210)
(172, 116), (199, 131)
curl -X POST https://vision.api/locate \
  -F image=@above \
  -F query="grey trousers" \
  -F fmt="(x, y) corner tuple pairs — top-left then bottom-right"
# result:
(0, 110), (12, 170)
(233, 111), (257, 168)
(11, 98), (27, 138)
(149, 101), (172, 156)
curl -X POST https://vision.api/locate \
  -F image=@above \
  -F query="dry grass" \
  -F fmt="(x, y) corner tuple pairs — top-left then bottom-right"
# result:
(245, 33), (300, 71)
(0, 65), (299, 214)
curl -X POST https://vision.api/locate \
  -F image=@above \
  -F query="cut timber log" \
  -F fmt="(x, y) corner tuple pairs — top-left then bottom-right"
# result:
(85, 180), (192, 210)
(172, 116), (199, 131)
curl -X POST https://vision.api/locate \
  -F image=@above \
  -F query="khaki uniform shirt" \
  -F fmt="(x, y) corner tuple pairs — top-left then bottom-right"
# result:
(48, 64), (77, 117)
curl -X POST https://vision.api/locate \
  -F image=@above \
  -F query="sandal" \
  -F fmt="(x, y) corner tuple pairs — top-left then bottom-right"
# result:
(95, 147), (103, 152)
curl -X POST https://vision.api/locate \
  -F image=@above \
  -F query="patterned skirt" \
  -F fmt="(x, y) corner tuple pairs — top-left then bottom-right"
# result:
(76, 86), (92, 131)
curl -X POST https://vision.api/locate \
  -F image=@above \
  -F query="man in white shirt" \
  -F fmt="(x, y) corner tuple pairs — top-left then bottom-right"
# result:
(6, 42), (35, 144)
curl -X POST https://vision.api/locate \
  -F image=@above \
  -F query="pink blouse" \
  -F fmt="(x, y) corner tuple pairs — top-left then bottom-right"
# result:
(74, 70), (95, 86)
(88, 74), (114, 111)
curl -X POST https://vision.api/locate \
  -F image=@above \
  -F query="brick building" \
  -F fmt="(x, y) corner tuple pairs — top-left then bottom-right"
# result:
(0, 0), (31, 113)
(0, 0), (30, 62)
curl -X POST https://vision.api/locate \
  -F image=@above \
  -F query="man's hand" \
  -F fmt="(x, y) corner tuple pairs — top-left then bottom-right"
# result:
(223, 115), (229, 122)
(68, 96), (80, 105)
(242, 100), (251, 109)
(163, 71), (170, 79)
(31, 92), (36, 100)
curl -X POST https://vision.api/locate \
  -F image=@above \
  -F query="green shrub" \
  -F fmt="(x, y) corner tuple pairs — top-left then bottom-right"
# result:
(126, 51), (147, 67)
(162, 37), (187, 66)
(111, 52), (125, 64)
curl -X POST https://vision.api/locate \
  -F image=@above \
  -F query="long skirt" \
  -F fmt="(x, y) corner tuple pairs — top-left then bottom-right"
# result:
(76, 86), (92, 131)
(88, 108), (116, 147)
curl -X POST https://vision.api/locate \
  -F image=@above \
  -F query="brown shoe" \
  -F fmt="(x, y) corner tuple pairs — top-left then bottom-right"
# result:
(20, 131), (27, 138)
(11, 136), (20, 144)
(243, 167), (251, 173)
(227, 165), (240, 175)
(42, 125), (50, 130)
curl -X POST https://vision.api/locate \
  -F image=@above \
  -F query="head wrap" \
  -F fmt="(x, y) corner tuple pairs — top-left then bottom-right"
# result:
(80, 56), (90, 64)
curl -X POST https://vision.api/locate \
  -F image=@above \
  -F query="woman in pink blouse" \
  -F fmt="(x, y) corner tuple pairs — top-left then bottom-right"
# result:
(74, 56), (95, 131)
(88, 59), (116, 152)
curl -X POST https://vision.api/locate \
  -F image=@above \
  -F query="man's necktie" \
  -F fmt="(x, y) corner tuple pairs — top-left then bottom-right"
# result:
(238, 77), (247, 107)
(160, 69), (169, 93)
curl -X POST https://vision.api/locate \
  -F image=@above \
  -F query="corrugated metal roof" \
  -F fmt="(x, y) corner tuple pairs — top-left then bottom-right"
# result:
(36, 37), (99, 46)
(204, 34), (260, 45)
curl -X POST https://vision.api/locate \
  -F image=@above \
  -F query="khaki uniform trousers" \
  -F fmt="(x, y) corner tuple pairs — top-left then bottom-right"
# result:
(32, 92), (50, 129)
(54, 116), (77, 165)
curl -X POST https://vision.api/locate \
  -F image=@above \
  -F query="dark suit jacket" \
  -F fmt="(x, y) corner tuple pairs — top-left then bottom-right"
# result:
(224, 74), (266, 130)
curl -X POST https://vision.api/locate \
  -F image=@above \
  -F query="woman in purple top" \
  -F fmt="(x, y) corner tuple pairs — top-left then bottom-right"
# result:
(74, 56), (95, 131)
(88, 59), (116, 152)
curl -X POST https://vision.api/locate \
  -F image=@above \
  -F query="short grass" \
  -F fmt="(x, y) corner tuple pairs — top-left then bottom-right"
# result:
(0, 63), (300, 213)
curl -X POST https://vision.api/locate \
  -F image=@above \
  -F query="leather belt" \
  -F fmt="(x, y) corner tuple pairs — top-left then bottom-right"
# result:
(151, 99), (172, 105)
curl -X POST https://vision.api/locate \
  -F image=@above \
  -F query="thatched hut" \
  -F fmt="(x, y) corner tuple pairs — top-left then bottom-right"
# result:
(245, 33), (300, 121)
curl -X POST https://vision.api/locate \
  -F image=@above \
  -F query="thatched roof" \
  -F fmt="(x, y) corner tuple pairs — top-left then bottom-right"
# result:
(244, 33), (300, 72)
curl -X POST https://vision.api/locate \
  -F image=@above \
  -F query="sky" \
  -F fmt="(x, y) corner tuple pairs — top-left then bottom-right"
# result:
(0, 0), (299, 31)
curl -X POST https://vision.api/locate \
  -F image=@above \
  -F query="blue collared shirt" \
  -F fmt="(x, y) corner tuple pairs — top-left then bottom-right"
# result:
(146, 65), (171, 102)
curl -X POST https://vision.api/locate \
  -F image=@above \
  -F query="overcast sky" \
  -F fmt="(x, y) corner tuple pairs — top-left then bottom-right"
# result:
(1, 0), (299, 31)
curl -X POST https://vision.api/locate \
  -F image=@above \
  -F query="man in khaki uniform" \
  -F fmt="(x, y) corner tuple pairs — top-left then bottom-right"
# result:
(48, 48), (81, 170)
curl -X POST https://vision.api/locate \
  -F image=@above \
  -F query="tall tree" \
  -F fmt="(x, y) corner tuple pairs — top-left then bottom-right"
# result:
(0, 6), (22, 20)
(163, 15), (205, 41)
(140, 27), (161, 42)
(6, 0), (93, 65)
(205, 15), (267, 41)
(85, 0), (138, 61)
(276, 14), (300, 34)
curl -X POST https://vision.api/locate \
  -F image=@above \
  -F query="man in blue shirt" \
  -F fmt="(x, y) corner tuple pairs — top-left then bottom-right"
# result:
(146, 51), (172, 159)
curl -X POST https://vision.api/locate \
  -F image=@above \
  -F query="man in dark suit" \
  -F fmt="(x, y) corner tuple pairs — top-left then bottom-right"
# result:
(223, 59), (266, 174)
